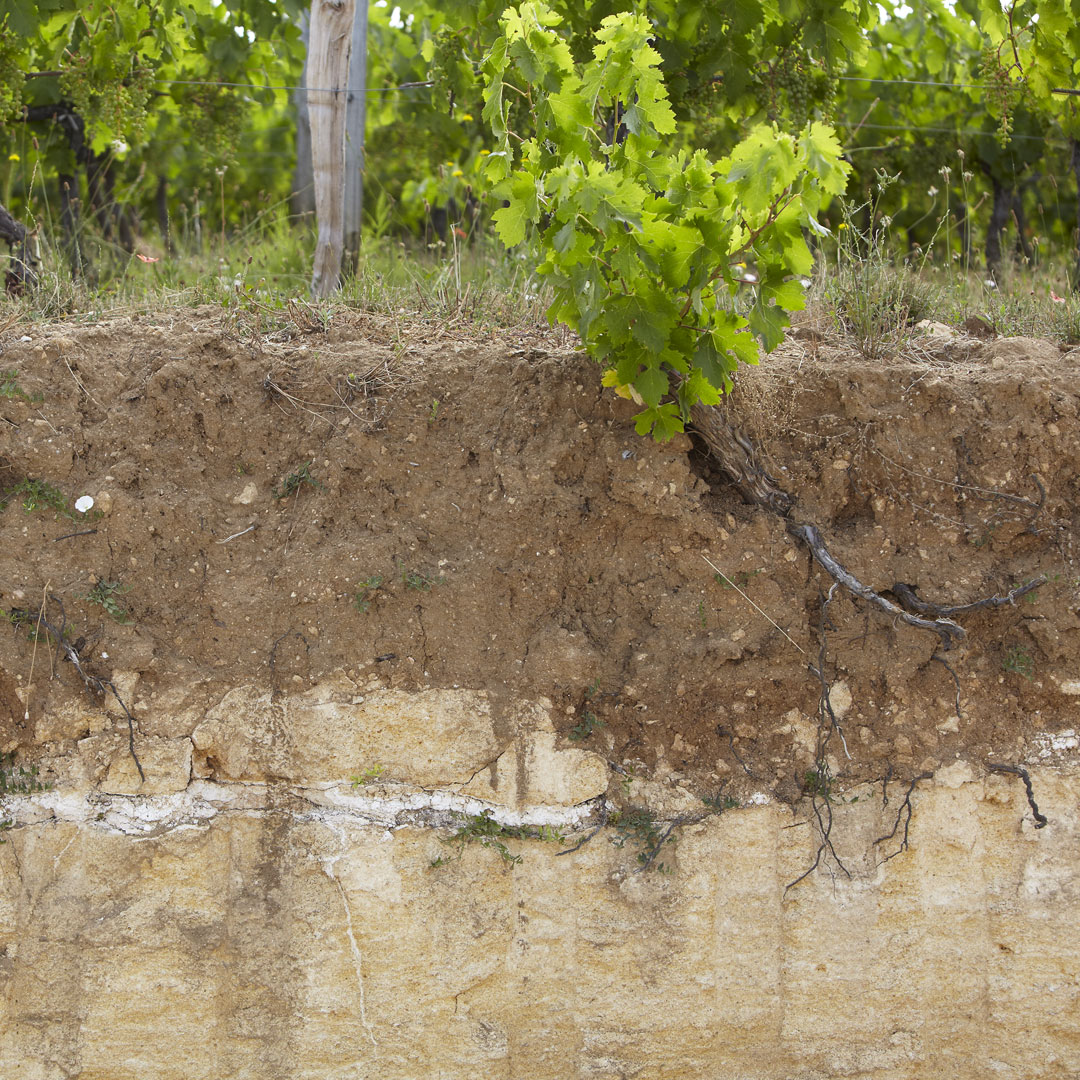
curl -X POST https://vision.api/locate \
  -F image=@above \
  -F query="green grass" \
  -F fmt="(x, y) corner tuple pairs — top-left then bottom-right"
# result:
(0, 206), (554, 334)
(806, 176), (1080, 353)
(2, 197), (1078, 359)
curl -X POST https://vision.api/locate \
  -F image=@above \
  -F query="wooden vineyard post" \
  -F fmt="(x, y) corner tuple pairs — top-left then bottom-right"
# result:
(344, 0), (368, 270)
(308, 0), (356, 298)
(291, 9), (315, 219)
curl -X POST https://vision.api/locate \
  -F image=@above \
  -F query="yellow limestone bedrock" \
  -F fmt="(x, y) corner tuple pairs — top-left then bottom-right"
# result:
(2, 682), (1080, 1080)
(1, 763), (1078, 1078)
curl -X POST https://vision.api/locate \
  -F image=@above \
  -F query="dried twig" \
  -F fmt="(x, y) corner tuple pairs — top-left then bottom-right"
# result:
(10, 596), (144, 782)
(25, 582), (49, 721)
(263, 373), (341, 433)
(873, 449), (1046, 512)
(810, 583), (851, 760)
(62, 355), (103, 409)
(701, 553), (806, 655)
(216, 524), (255, 544)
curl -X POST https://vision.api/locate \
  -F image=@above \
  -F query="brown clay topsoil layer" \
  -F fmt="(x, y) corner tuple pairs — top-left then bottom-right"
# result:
(1, 308), (1079, 805)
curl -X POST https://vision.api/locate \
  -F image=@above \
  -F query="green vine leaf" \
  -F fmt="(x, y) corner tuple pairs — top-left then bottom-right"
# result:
(492, 169), (541, 245)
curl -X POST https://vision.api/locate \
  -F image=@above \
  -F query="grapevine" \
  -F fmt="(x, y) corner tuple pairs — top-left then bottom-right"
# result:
(480, 2), (849, 439)
(0, 0), (1077, 301)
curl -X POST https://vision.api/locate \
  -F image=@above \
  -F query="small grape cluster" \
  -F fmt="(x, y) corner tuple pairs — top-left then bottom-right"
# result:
(0, 22), (25, 123)
(426, 25), (476, 115)
(815, 68), (838, 123)
(774, 54), (813, 127)
(980, 47), (1018, 142)
(188, 87), (248, 165)
(59, 51), (155, 147)
(754, 51), (834, 129)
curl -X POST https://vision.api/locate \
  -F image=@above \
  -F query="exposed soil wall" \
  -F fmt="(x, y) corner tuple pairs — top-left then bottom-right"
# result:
(1, 312), (1078, 1077)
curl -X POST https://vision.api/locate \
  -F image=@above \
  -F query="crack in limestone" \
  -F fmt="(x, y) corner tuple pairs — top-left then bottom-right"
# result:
(433, 741), (516, 794)
(51, 828), (79, 871)
(0, 779), (605, 838)
(324, 857), (378, 1052)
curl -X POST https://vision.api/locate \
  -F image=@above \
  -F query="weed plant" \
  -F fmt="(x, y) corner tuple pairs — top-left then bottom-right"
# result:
(432, 809), (564, 867)
(0, 370), (41, 402)
(0, 751), (48, 795)
(0, 478), (71, 517)
(569, 680), (605, 741)
(1002, 645), (1034, 680)
(610, 806), (675, 872)
(353, 575), (384, 613)
(273, 461), (321, 500)
(84, 579), (132, 623)
(702, 793), (740, 812)
(0, 751), (50, 841)
(397, 559), (444, 591)
(351, 764), (385, 786)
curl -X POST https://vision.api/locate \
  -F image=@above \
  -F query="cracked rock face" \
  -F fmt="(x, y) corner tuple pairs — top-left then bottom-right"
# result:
(191, 684), (512, 788)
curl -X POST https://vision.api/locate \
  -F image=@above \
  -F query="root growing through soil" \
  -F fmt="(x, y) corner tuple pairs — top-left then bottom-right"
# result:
(988, 763), (1049, 829)
(784, 584), (853, 893)
(691, 397), (1050, 884)
(691, 399), (1044, 652)
(874, 772), (933, 862)
(8, 596), (144, 782)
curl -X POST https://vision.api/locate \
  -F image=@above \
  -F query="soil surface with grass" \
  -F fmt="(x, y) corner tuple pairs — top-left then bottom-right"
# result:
(1, 308), (1079, 805)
